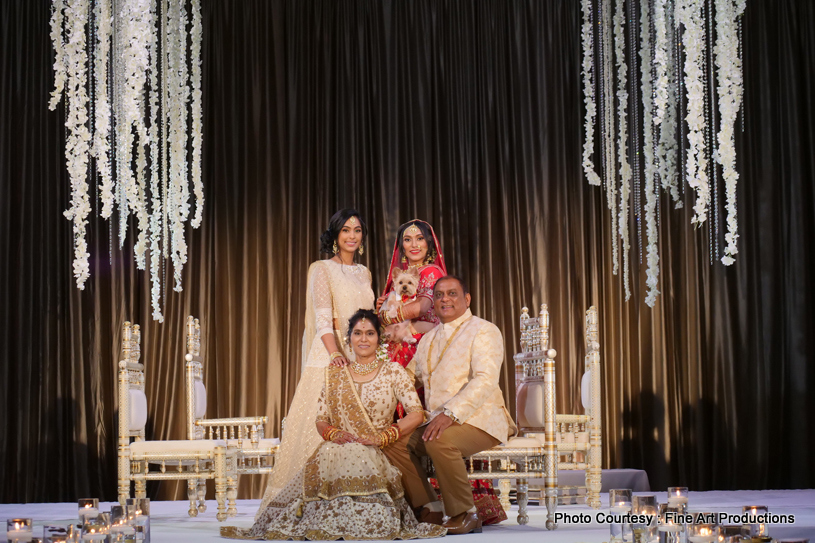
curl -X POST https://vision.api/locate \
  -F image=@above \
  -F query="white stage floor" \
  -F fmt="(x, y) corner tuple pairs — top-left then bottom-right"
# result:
(2, 490), (814, 542)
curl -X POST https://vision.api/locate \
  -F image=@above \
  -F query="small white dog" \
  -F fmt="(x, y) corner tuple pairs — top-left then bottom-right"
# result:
(382, 267), (420, 344)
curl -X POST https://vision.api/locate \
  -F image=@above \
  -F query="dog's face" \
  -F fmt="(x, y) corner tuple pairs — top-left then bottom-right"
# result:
(392, 267), (420, 297)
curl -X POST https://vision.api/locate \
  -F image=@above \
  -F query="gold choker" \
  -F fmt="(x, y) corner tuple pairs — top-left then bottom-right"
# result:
(352, 357), (380, 375)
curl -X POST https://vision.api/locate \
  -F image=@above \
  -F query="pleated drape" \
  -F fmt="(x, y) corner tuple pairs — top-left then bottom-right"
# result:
(0, 0), (813, 502)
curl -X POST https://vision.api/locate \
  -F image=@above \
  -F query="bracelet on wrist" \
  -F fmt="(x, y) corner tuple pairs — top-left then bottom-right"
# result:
(330, 351), (343, 360)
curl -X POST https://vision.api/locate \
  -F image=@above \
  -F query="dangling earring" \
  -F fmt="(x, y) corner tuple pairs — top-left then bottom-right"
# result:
(333, 241), (339, 254)
(427, 249), (436, 263)
(359, 244), (364, 255)
(401, 255), (407, 264)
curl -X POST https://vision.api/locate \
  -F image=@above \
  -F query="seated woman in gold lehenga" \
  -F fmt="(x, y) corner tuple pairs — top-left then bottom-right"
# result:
(221, 310), (445, 540)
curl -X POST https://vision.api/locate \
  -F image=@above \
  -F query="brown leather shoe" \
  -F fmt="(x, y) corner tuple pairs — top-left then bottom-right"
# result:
(413, 506), (444, 526)
(443, 511), (482, 535)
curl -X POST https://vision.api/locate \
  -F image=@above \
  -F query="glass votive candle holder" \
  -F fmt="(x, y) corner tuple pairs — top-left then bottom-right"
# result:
(688, 523), (720, 543)
(610, 489), (634, 542)
(43, 525), (72, 543)
(741, 506), (768, 537)
(77, 499), (100, 524)
(7, 518), (34, 542)
(109, 506), (135, 543)
(632, 496), (659, 543)
(667, 487), (689, 513)
(80, 512), (109, 541)
(132, 525), (147, 542)
(125, 499), (149, 543)
(658, 504), (686, 543)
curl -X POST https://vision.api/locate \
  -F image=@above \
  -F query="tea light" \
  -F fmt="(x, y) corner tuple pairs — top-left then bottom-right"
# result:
(7, 518), (33, 541)
(688, 524), (719, 543)
(610, 501), (633, 514)
(667, 487), (689, 509)
(77, 499), (99, 522)
(742, 505), (768, 537)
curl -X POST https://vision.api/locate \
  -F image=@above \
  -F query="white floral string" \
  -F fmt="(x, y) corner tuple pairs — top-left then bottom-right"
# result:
(614, 0), (632, 300)
(582, 0), (601, 186)
(715, 0), (745, 264)
(640, 0), (660, 306)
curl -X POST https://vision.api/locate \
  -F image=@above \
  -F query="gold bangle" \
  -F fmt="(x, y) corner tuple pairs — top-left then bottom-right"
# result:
(330, 351), (343, 360)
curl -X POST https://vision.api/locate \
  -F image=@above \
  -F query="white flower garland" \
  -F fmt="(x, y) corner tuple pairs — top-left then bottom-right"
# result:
(715, 0), (745, 265)
(678, 0), (709, 225)
(61, 0), (92, 289)
(614, 0), (631, 299)
(640, 0), (660, 306)
(601, 0), (619, 275)
(654, 0), (682, 207)
(148, 0), (163, 321)
(48, 0), (67, 111)
(191, 0), (205, 228)
(92, 0), (113, 218)
(582, 0), (601, 186)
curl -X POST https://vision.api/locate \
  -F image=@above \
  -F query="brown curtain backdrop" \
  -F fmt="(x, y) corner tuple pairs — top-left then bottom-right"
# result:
(1, 0), (813, 503)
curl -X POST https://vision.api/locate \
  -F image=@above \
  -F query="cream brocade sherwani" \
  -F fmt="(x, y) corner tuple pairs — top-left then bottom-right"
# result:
(408, 309), (516, 443)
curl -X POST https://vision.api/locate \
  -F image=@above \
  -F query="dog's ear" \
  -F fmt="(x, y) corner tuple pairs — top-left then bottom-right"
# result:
(392, 267), (403, 279)
(407, 266), (420, 277)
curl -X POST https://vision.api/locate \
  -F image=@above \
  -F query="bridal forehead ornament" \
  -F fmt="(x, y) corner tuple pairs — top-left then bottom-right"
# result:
(404, 223), (421, 237)
(348, 216), (358, 226)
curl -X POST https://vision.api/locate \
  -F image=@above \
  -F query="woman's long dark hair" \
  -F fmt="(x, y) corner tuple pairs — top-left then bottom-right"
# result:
(319, 209), (367, 255)
(396, 220), (438, 264)
(346, 309), (382, 344)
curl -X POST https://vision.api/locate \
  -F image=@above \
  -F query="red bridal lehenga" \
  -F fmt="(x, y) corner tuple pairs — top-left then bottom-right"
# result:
(381, 220), (507, 526)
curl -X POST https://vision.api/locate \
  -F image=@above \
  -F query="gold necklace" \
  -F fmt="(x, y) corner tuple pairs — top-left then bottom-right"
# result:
(426, 316), (472, 386)
(351, 352), (381, 375)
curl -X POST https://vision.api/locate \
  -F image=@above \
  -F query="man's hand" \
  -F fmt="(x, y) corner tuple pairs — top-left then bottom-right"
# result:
(422, 413), (456, 441)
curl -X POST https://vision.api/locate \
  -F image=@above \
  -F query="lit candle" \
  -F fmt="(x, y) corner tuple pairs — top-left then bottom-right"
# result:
(688, 527), (718, 543)
(609, 501), (632, 514)
(6, 518), (33, 542)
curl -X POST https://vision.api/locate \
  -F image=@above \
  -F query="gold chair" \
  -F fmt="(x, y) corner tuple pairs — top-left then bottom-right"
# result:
(465, 304), (602, 530)
(184, 316), (279, 476)
(117, 322), (238, 521)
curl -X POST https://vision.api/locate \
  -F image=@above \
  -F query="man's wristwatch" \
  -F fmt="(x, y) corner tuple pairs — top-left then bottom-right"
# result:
(442, 407), (461, 424)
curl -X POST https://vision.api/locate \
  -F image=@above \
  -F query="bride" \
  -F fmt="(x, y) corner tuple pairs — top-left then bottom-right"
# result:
(223, 310), (446, 540)
(222, 209), (375, 539)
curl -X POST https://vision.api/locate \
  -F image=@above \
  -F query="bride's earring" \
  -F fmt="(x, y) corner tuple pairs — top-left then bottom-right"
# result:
(359, 244), (364, 255)
(333, 241), (339, 254)
(401, 255), (407, 264)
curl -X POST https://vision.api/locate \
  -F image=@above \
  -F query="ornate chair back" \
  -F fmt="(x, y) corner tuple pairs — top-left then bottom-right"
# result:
(119, 322), (147, 446)
(185, 316), (208, 440)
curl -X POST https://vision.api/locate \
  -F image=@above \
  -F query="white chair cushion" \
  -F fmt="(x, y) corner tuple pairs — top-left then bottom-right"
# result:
(129, 389), (148, 432)
(581, 370), (591, 411)
(194, 381), (207, 419)
(503, 436), (542, 448)
(130, 439), (227, 454)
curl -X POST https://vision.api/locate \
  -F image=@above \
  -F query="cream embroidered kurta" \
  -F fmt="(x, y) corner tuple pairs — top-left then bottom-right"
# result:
(409, 309), (517, 443)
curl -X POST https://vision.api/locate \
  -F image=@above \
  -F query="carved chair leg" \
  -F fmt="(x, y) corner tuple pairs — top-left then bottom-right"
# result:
(197, 478), (207, 513)
(226, 451), (238, 518)
(186, 479), (199, 517)
(135, 464), (147, 499)
(498, 479), (511, 512)
(214, 447), (228, 522)
(544, 452), (558, 530)
(516, 478), (529, 525)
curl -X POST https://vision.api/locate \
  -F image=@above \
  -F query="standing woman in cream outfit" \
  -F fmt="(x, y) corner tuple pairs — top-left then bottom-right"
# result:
(223, 209), (375, 539)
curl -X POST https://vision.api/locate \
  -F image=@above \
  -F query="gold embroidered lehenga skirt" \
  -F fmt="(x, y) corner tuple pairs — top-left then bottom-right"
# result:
(221, 441), (445, 540)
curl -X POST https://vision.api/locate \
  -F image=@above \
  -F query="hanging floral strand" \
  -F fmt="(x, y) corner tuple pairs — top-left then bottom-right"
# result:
(640, 0), (660, 306)
(582, 0), (602, 186)
(715, 0), (745, 264)
(614, 0), (632, 300)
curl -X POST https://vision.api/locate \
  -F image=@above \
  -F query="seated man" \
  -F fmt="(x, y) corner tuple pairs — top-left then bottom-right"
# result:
(384, 275), (517, 535)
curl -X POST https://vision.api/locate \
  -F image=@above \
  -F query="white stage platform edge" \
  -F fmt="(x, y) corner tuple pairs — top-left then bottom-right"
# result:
(2, 490), (813, 542)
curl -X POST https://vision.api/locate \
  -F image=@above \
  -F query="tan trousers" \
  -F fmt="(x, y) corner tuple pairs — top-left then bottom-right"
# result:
(384, 423), (500, 518)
